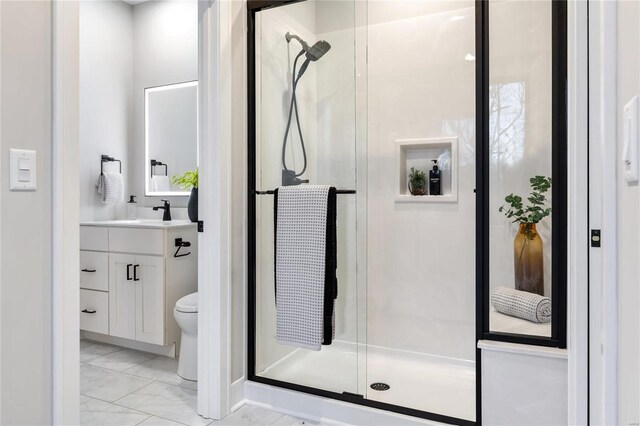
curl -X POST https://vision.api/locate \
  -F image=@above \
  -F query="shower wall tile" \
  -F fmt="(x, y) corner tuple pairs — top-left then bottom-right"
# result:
(366, 1), (477, 361)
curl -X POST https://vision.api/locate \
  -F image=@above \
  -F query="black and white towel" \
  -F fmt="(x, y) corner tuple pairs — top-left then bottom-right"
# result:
(491, 287), (551, 323)
(274, 185), (337, 351)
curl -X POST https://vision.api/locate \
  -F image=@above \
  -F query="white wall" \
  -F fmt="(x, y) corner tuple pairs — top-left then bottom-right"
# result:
(366, 0), (476, 361)
(617, 1), (640, 423)
(79, 0), (133, 222)
(481, 345), (567, 425)
(132, 0), (197, 207)
(0, 1), (53, 423)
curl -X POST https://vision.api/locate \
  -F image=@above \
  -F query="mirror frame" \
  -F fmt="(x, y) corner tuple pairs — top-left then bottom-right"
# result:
(144, 80), (199, 197)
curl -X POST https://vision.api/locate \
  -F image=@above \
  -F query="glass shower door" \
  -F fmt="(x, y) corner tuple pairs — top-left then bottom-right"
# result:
(362, 1), (477, 421)
(252, 0), (363, 397)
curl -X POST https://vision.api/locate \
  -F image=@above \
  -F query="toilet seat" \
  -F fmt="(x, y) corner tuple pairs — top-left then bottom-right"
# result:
(175, 292), (198, 313)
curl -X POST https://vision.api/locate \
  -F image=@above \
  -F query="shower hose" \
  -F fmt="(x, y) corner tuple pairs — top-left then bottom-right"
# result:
(282, 50), (308, 180)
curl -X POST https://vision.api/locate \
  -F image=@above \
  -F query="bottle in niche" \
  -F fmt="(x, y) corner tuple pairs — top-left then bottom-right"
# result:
(127, 195), (137, 220)
(429, 159), (441, 195)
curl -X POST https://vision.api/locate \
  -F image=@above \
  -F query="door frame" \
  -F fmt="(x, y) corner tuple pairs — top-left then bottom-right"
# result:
(587, 1), (619, 424)
(51, 0), (233, 422)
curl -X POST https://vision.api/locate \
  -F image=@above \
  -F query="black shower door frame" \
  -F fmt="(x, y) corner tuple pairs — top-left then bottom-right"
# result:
(246, 1), (479, 424)
(246, 0), (567, 424)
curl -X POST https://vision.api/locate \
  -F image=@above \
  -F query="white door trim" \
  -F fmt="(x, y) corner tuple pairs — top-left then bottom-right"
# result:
(588, 1), (619, 424)
(197, 0), (233, 420)
(52, 1), (80, 424)
(567, 1), (589, 424)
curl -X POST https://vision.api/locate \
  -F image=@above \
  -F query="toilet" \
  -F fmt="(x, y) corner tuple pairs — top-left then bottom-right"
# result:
(174, 292), (198, 381)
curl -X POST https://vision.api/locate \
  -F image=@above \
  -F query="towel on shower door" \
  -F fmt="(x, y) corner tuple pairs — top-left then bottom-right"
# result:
(96, 173), (124, 204)
(274, 185), (337, 351)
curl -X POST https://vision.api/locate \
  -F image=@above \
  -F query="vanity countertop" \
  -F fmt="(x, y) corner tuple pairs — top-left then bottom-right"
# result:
(81, 219), (196, 229)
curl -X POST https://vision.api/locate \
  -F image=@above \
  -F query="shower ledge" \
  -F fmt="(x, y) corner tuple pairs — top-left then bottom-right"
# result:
(477, 340), (568, 359)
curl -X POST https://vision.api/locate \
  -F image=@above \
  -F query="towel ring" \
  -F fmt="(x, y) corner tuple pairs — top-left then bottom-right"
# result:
(150, 159), (168, 177)
(101, 155), (121, 174)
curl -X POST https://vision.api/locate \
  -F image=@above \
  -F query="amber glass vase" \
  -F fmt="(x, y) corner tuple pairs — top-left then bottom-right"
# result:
(513, 223), (544, 295)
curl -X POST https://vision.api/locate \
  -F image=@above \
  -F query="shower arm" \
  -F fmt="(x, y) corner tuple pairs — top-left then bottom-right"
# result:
(285, 32), (310, 52)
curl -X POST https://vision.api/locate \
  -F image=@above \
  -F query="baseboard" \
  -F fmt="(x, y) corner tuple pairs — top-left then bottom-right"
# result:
(230, 378), (246, 412)
(244, 381), (439, 425)
(83, 331), (176, 358)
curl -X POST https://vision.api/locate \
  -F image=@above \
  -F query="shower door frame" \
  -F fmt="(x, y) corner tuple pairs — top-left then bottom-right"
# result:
(477, 0), (568, 349)
(246, 1), (480, 424)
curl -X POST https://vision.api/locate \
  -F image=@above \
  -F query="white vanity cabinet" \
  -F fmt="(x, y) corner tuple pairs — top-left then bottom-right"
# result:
(80, 221), (197, 354)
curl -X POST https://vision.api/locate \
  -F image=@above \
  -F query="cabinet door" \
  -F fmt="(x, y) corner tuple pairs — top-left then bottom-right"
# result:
(109, 253), (136, 340)
(135, 255), (165, 345)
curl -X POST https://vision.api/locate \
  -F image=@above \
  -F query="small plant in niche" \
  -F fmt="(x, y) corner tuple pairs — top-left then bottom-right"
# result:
(171, 168), (198, 190)
(408, 167), (427, 196)
(498, 175), (552, 296)
(171, 168), (199, 223)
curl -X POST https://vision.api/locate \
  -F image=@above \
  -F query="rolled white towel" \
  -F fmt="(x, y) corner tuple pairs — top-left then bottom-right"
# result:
(491, 287), (551, 323)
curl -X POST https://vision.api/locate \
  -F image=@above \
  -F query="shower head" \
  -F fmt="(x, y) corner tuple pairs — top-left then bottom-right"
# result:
(285, 32), (331, 62)
(305, 40), (331, 61)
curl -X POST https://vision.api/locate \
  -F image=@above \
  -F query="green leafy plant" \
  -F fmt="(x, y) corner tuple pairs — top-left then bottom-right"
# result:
(499, 175), (552, 224)
(408, 167), (427, 195)
(409, 167), (427, 187)
(171, 168), (198, 190)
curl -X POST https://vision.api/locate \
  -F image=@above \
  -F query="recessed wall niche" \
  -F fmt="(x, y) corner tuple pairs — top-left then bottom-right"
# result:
(395, 137), (458, 203)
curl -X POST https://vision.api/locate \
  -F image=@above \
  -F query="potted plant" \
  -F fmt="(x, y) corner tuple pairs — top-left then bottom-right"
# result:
(408, 167), (427, 195)
(171, 168), (199, 223)
(498, 175), (552, 296)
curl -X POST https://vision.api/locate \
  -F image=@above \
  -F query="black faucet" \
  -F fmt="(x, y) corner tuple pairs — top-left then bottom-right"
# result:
(153, 199), (172, 221)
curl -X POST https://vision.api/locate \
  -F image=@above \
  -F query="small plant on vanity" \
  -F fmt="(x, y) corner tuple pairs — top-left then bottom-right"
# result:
(408, 167), (427, 196)
(171, 168), (199, 223)
(498, 175), (552, 296)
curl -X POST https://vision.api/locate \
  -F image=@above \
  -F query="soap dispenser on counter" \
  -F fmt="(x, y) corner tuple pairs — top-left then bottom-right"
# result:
(127, 195), (137, 219)
(429, 159), (441, 195)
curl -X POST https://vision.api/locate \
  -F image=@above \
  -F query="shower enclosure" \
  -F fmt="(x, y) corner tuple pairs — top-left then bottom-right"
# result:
(247, 0), (565, 424)
(248, 0), (567, 424)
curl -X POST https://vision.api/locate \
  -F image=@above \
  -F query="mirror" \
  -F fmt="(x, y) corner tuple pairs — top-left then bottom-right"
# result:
(145, 81), (198, 196)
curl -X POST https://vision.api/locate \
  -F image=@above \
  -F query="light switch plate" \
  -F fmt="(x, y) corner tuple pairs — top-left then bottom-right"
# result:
(623, 96), (639, 183)
(9, 149), (37, 191)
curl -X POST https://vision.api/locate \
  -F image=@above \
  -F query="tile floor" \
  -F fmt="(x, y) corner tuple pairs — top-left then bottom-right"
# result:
(80, 339), (318, 426)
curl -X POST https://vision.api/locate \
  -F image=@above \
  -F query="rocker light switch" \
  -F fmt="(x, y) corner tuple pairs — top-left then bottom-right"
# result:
(9, 149), (36, 191)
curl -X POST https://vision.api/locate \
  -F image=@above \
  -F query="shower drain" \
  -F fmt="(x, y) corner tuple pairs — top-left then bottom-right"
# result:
(370, 382), (390, 391)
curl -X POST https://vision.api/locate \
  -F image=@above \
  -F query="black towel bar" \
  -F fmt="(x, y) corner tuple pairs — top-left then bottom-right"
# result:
(255, 189), (355, 195)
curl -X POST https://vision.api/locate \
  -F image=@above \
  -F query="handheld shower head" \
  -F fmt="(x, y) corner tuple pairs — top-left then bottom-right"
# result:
(285, 32), (331, 61)
(305, 40), (331, 61)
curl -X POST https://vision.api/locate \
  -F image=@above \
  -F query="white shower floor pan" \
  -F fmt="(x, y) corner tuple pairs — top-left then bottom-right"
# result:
(260, 341), (476, 422)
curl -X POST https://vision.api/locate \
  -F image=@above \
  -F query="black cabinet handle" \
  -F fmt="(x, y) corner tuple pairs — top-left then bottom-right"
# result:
(127, 264), (133, 281)
(81, 268), (96, 273)
(81, 309), (96, 314)
(134, 264), (140, 281)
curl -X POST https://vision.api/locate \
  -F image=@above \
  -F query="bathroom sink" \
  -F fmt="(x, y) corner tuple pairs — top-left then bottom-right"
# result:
(80, 219), (195, 229)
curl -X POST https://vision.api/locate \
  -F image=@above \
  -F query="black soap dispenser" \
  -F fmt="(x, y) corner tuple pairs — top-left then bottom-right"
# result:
(429, 159), (441, 195)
